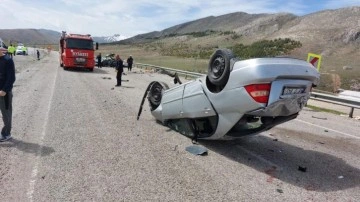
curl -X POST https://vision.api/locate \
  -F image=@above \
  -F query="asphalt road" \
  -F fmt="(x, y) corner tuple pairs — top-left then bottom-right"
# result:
(0, 51), (359, 202)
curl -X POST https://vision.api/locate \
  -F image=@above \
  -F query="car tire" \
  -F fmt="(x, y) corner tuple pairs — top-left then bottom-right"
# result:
(207, 49), (235, 87)
(148, 81), (169, 111)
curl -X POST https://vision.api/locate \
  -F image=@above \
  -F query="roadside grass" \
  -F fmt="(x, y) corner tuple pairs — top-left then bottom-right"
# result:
(98, 44), (209, 73)
(306, 104), (347, 115)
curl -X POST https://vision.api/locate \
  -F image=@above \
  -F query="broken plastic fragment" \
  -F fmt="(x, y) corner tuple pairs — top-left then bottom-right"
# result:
(185, 145), (208, 156)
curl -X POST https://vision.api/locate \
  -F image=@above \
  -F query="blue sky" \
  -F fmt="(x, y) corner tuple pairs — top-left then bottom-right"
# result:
(0, 0), (359, 38)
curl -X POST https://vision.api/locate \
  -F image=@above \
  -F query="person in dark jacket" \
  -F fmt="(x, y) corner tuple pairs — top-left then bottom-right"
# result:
(0, 50), (16, 142)
(36, 50), (40, 60)
(115, 55), (124, 86)
(127, 55), (133, 71)
(96, 53), (102, 68)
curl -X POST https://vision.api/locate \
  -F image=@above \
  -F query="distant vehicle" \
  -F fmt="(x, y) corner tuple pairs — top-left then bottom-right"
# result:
(138, 49), (320, 140)
(15, 46), (27, 55)
(0, 38), (7, 54)
(59, 31), (99, 71)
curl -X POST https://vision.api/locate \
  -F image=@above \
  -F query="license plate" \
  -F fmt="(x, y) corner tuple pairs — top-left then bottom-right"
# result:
(282, 87), (305, 95)
(76, 58), (86, 62)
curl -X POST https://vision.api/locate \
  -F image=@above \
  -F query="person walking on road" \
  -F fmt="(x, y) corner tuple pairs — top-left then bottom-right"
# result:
(96, 53), (102, 68)
(0, 49), (16, 142)
(37, 50), (40, 60)
(127, 55), (133, 71)
(115, 55), (124, 87)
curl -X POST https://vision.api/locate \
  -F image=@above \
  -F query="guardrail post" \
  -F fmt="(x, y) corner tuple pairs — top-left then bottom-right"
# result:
(349, 107), (354, 118)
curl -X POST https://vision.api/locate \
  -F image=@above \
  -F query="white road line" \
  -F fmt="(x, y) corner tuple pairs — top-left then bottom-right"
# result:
(295, 119), (360, 139)
(26, 65), (58, 202)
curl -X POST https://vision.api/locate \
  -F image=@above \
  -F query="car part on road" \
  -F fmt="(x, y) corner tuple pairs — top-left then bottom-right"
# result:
(185, 145), (208, 156)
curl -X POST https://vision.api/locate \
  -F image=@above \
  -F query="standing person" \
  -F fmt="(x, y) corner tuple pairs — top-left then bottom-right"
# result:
(127, 55), (133, 71)
(36, 50), (40, 60)
(0, 49), (16, 142)
(96, 53), (102, 68)
(7, 44), (14, 59)
(115, 55), (124, 87)
(22, 46), (26, 55)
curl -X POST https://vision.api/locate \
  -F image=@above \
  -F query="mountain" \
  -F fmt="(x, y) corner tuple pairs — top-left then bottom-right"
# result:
(93, 34), (127, 43)
(119, 6), (360, 47)
(0, 29), (60, 45)
(0, 29), (124, 45)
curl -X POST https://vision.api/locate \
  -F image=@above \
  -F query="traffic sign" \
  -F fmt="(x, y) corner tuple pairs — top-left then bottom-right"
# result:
(307, 53), (322, 71)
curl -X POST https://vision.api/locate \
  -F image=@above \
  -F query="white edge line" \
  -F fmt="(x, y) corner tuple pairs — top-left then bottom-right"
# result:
(295, 119), (360, 139)
(26, 62), (58, 201)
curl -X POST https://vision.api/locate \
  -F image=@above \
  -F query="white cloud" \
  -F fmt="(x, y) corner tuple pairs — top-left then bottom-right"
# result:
(0, 0), (358, 38)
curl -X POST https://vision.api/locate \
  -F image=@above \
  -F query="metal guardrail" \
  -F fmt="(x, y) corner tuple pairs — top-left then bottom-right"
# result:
(135, 63), (360, 118)
(135, 63), (205, 78)
(310, 92), (360, 118)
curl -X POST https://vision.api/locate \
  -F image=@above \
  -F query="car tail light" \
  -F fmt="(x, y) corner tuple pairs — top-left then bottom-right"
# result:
(245, 83), (271, 104)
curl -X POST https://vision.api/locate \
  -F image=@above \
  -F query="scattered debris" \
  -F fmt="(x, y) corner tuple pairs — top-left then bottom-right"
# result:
(185, 145), (208, 156)
(173, 145), (178, 151)
(298, 166), (307, 172)
(111, 88), (114, 90)
(324, 130), (329, 132)
(268, 149), (275, 152)
(276, 189), (284, 193)
(101, 77), (112, 79)
(273, 138), (278, 141)
(318, 141), (325, 144)
(41, 176), (45, 179)
(311, 116), (327, 120)
(338, 176), (344, 179)
(269, 133), (275, 137)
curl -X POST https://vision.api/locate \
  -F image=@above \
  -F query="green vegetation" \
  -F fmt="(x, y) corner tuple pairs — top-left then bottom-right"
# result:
(232, 38), (302, 59)
(157, 37), (302, 60)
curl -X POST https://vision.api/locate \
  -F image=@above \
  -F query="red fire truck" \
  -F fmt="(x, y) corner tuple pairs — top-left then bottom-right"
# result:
(59, 31), (98, 71)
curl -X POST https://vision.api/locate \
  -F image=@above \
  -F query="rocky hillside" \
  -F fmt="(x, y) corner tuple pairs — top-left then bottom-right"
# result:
(0, 29), (59, 45)
(120, 6), (360, 47)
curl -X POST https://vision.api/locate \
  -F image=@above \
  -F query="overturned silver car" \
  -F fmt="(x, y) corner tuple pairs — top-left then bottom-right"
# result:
(138, 49), (320, 140)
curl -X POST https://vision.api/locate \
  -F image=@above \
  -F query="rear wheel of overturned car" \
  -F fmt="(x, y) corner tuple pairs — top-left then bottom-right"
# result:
(207, 49), (235, 87)
(148, 81), (169, 111)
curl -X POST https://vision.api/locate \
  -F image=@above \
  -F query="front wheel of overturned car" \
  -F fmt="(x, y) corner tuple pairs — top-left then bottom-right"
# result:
(207, 49), (235, 87)
(148, 81), (169, 111)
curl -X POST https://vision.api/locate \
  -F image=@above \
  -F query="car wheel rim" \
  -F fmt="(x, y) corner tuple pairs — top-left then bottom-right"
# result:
(211, 55), (225, 79)
(149, 83), (163, 106)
